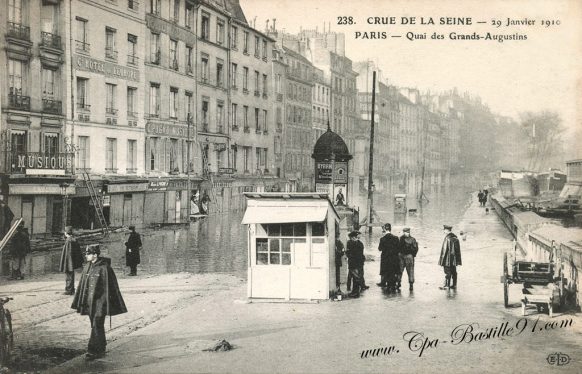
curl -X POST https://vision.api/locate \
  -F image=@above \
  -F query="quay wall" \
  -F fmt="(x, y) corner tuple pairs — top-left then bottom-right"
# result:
(491, 194), (582, 309)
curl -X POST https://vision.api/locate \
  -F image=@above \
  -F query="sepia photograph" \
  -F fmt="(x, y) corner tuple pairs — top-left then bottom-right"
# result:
(0, 0), (581, 372)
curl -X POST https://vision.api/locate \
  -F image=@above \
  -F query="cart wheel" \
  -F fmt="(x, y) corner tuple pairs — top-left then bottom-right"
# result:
(503, 253), (509, 308)
(548, 303), (553, 318)
(521, 301), (526, 316)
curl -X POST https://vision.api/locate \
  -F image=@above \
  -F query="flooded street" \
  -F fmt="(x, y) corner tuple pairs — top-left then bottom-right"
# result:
(99, 186), (474, 278)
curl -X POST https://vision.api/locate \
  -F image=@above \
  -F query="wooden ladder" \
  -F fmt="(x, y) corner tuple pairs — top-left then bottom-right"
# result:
(0, 217), (24, 254)
(82, 172), (109, 235)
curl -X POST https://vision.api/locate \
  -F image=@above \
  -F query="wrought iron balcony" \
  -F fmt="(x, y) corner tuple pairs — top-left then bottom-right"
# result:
(77, 102), (91, 111)
(105, 47), (118, 60)
(127, 54), (139, 65)
(217, 125), (224, 134)
(262, 92), (268, 99)
(171, 59), (178, 70)
(7, 22), (30, 41)
(277, 93), (283, 102)
(202, 123), (209, 132)
(40, 32), (62, 49)
(127, 111), (138, 118)
(255, 128), (262, 134)
(106, 107), (118, 115)
(232, 124), (239, 131)
(75, 40), (90, 52)
(243, 126), (250, 133)
(243, 88), (249, 94)
(42, 98), (62, 114)
(8, 93), (31, 110)
(254, 90), (260, 97)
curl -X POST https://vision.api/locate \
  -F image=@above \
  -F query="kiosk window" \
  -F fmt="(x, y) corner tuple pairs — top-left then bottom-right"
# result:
(312, 222), (326, 236)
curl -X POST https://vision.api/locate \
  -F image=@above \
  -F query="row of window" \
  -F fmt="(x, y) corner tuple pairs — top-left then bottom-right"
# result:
(77, 137), (138, 172)
(7, 59), (60, 108)
(76, 18), (139, 66)
(287, 82), (311, 103)
(76, 78), (140, 118)
(149, 0), (269, 60)
(9, 131), (59, 156)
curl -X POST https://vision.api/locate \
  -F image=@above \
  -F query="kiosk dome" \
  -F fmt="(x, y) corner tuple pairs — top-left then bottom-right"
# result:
(312, 125), (352, 162)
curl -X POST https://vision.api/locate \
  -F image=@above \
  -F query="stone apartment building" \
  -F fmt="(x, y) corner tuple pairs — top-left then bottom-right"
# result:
(1, 0), (73, 235)
(1, 0), (286, 234)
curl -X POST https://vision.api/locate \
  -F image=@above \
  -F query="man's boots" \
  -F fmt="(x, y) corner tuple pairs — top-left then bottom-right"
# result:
(439, 277), (449, 290)
(450, 273), (457, 289)
(409, 282), (414, 291)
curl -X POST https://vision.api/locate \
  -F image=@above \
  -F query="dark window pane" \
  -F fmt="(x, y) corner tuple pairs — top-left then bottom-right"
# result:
(312, 222), (326, 236)
(293, 223), (306, 236)
(281, 223), (293, 236)
(282, 238), (293, 252)
(282, 253), (291, 265)
(312, 238), (325, 244)
(257, 253), (268, 265)
(295, 238), (306, 244)
(268, 224), (280, 236)
(269, 238), (280, 252)
(256, 238), (268, 252)
(269, 253), (280, 264)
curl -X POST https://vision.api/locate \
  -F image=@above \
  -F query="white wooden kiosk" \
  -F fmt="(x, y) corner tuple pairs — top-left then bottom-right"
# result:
(242, 192), (340, 300)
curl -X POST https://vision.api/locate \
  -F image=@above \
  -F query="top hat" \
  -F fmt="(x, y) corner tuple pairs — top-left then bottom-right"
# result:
(348, 230), (361, 238)
(403, 227), (411, 233)
(443, 225), (453, 230)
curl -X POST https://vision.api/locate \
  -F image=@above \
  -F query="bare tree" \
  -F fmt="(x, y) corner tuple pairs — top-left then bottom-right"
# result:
(519, 111), (565, 171)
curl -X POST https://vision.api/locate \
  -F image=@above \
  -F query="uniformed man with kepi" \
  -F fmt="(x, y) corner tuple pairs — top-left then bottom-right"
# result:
(438, 225), (462, 289)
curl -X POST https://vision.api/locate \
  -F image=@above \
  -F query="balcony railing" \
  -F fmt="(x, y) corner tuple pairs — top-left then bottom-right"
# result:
(126, 167), (138, 174)
(202, 123), (209, 132)
(106, 107), (118, 115)
(8, 152), (75, 174)
(243, 126), (250, 133)
(8, 93), (30, 111)
(276, 123), (283, 132)
(171, 59), (178, 70)
(105, 167), (118, 174)
(127, 54), (139, 65)
(254, 90), (260, 97)
(255, 128), (262, 134)
(262, 92), (268, 99)
(77, 102), (91, 111)
(243, 88), (249, 94)
(127, 111), (138, 118)
(7, 22), (30, 41)
(217, 125), (224, 134)
(40, 32), (62, 49)
(187, 64), (193, 74)
(42, 98), (62, 114)
(105, 47), (118, 60)
(232, 125), (239, 131)
(75, 40), (90, 52)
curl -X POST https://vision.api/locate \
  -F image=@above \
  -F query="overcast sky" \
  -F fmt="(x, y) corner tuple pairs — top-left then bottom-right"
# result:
(241, 0), (582, 151)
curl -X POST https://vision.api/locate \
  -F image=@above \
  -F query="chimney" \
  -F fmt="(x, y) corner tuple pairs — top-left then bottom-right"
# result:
(273, 18), (276, 31)
(266, 19), (269, 31)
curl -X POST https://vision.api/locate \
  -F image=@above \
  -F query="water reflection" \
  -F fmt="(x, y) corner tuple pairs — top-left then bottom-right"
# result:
(96, 186), (473, 278)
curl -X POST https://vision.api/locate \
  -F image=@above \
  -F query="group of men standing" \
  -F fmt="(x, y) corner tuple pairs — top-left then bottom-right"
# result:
(377, 224), (418, 292)
(335, 223), (462, 298)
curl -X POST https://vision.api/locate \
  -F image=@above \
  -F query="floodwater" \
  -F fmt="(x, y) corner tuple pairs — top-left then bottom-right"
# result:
(100, 186), (475, 278)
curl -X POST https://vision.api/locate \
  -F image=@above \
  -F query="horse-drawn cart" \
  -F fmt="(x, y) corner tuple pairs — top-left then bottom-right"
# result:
(501, 241), (566, 317)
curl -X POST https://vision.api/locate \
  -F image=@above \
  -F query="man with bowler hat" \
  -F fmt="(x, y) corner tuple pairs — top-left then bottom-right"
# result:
(377, 223), (400, 290)
(125, 225), (142, 276)
(346, 230), (365, 297)
(398, 227), (419, 291)
(72, 244), (127, 360)
(59, 226), (83, 295)
(438, 225), (462, 289)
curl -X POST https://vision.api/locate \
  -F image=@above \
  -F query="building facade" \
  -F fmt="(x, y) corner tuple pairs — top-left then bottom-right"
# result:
(1, 0), (73, 235)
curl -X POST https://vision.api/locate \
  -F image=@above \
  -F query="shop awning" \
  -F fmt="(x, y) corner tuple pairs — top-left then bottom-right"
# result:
(242, 206), (328, 224)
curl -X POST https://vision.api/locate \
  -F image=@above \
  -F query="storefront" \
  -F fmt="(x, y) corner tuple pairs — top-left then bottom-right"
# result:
(144, 178), (202, 224)
(242, 193), (340, 300)
(105, 181), (149, 227)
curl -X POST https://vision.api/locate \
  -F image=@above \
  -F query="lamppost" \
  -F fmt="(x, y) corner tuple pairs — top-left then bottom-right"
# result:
(60, 182), (70, 230)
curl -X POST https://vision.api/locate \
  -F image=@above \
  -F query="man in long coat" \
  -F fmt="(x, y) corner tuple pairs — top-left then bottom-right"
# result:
(0, 197), (14, 241)
(377, 223), (400, 290)
(72, 244), (127, 360)
(59, 226), (83, 295)
(125, 225), (142, 276)
(438, 225), (462, 289)
(346, 231), (365, 298)
(8, 222), (30, 280)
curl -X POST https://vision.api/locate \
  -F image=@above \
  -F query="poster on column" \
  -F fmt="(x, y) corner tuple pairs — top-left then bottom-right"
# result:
(2, 0), (580, 373)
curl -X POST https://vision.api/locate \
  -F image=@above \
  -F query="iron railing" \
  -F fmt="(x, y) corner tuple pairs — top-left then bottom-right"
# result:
(127, 54), (139, 65)
(7, 22), (30, 40)
(40, 32), (61, 49)
(75, 40), (90, 52)
(8, 93), (30, 110)
(42, 98), (62, 114)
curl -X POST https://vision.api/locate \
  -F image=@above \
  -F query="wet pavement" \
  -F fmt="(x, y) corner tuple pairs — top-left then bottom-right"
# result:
(49, 190), (582, 373)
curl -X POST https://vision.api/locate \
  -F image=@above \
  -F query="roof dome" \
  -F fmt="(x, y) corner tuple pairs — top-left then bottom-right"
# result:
(311, 125), (352, 161)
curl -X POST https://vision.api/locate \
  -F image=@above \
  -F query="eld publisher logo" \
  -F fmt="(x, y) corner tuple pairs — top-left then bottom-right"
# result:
(547, 353), (571, 366)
